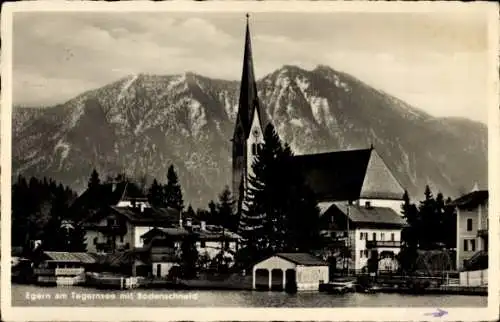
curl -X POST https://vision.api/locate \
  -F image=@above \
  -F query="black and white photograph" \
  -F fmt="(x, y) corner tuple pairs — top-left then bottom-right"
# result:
(1, 1), (499, 321)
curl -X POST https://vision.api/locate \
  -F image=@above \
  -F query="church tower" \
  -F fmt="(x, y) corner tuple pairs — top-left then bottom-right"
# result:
(232, 14), (266, 214)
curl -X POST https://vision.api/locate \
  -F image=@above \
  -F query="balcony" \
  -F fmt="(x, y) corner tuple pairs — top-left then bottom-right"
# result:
(34, 267), (84, 276)
(366, 240), (402, 249)
(55, 268), (84, 276)
(33, 268), (55, 276)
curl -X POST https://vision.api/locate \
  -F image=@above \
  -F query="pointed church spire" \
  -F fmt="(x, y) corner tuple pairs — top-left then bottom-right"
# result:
(235, 13), (263, 138)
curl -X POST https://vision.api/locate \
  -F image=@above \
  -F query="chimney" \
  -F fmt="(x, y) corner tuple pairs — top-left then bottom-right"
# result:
(200, 220), (206, 231)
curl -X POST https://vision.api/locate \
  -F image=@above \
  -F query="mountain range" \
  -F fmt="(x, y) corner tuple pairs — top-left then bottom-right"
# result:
(12, 65), (487, 209)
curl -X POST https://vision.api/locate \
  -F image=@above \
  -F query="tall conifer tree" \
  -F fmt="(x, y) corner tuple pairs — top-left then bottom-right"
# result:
(164, 165), (184, 211)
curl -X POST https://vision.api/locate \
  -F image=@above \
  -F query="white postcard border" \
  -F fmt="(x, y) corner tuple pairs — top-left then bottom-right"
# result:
(1, 1), (499, 321)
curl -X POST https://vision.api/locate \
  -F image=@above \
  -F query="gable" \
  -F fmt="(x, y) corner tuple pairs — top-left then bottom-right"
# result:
(247, 108), (264, 142)
(254, 255), (297, 270)
(360, 150), (405, 200)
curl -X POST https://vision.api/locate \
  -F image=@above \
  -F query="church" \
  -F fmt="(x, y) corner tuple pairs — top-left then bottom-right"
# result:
(232, 16), (407, 271)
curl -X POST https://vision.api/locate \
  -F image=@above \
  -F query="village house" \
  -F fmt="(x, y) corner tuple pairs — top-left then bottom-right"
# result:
(452, 188), (488, 273)
(320, 202), (406, 272)
(72, 181), (180, 253)
(140, 220), (242, 275)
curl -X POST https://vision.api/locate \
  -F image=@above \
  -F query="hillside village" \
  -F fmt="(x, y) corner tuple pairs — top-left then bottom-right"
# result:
(11, 16), (488, 295)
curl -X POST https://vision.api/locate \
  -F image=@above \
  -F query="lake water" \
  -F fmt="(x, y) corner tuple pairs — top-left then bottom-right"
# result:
(12, 284), (487, 307)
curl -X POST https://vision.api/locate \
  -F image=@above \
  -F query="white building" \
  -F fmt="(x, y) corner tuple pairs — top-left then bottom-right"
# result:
(76, 182), (180, 253)
(320, 201), (406, 272)
(252, 253), (329, 291)
(452, 189), (488, 272)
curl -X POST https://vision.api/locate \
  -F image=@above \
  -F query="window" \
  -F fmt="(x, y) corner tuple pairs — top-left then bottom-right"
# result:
(464, 239), (469, 251)
(120, 235), (124, 243)
(251, 143), (257, 155)
(107, 218), (115, 226)
(470, 239), (476, 252)
(93, 237), (98, 245)
(360, 232), (364, 240)
(360, 250), (364, 258)
(467, 219), (473, 231)
(364, 250), (369, 257)
(381, 233), (385, 241)
(372, 233), (377, 241)
(200, 240), (206, 248)
(391, 233), (395, 241)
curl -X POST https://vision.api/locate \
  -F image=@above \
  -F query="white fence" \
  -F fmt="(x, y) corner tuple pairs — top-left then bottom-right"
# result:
(460, 269), (488, 286)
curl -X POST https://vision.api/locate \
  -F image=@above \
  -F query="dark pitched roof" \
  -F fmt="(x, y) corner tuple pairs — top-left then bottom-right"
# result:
(289, 148), (405, 202)
(43, 252), (98, 264)
(322, 202), (407, 228)
(109, 206), (179, 226)
(194, 225), (242, 241)
(140, 227), (190, 240)
(275, 253), (328, 266)
(70, 181), (147, 222)
(82, 205), (180, 227)
(289, 148), (372, 202)
(451, 190), (488, 209)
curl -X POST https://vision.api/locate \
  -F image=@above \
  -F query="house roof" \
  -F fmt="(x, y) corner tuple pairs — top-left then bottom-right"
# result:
(82, 205), (180, 227)
(140, 227), (191, 240)
(194, 225), (242, 241)
(451, 190), (488, 209)
(70, 181), (148, 223)
(109, 206), (179, 226)
(323, 203), (407, 228)
(275, 253), (328, 266)
(43, 252), (98, 264)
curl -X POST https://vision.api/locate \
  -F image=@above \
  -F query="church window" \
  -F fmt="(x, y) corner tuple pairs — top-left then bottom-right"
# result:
(251, 143), (258, 155)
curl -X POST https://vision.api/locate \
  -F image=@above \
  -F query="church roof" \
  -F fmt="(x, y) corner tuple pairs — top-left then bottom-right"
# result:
(290, 148), (405, 202)
(234, 15), (267, 139)
(290, 148), (371, 202)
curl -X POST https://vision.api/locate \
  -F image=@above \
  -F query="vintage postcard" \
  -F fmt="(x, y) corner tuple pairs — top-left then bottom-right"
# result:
(1, 1), (499, 321)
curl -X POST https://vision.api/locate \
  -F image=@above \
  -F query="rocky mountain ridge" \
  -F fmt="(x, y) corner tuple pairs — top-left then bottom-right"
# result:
(12, 65), (487, 208)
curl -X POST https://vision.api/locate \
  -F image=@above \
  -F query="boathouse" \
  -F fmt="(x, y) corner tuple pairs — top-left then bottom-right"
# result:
(252, 253), (329, 291)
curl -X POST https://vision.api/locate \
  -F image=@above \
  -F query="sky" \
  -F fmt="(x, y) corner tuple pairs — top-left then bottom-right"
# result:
(12, 10), (491, 123)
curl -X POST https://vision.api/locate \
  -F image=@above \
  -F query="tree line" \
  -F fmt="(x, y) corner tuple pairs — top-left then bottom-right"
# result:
(398, 186), (457, 272)
(12, 176), (84, 254)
